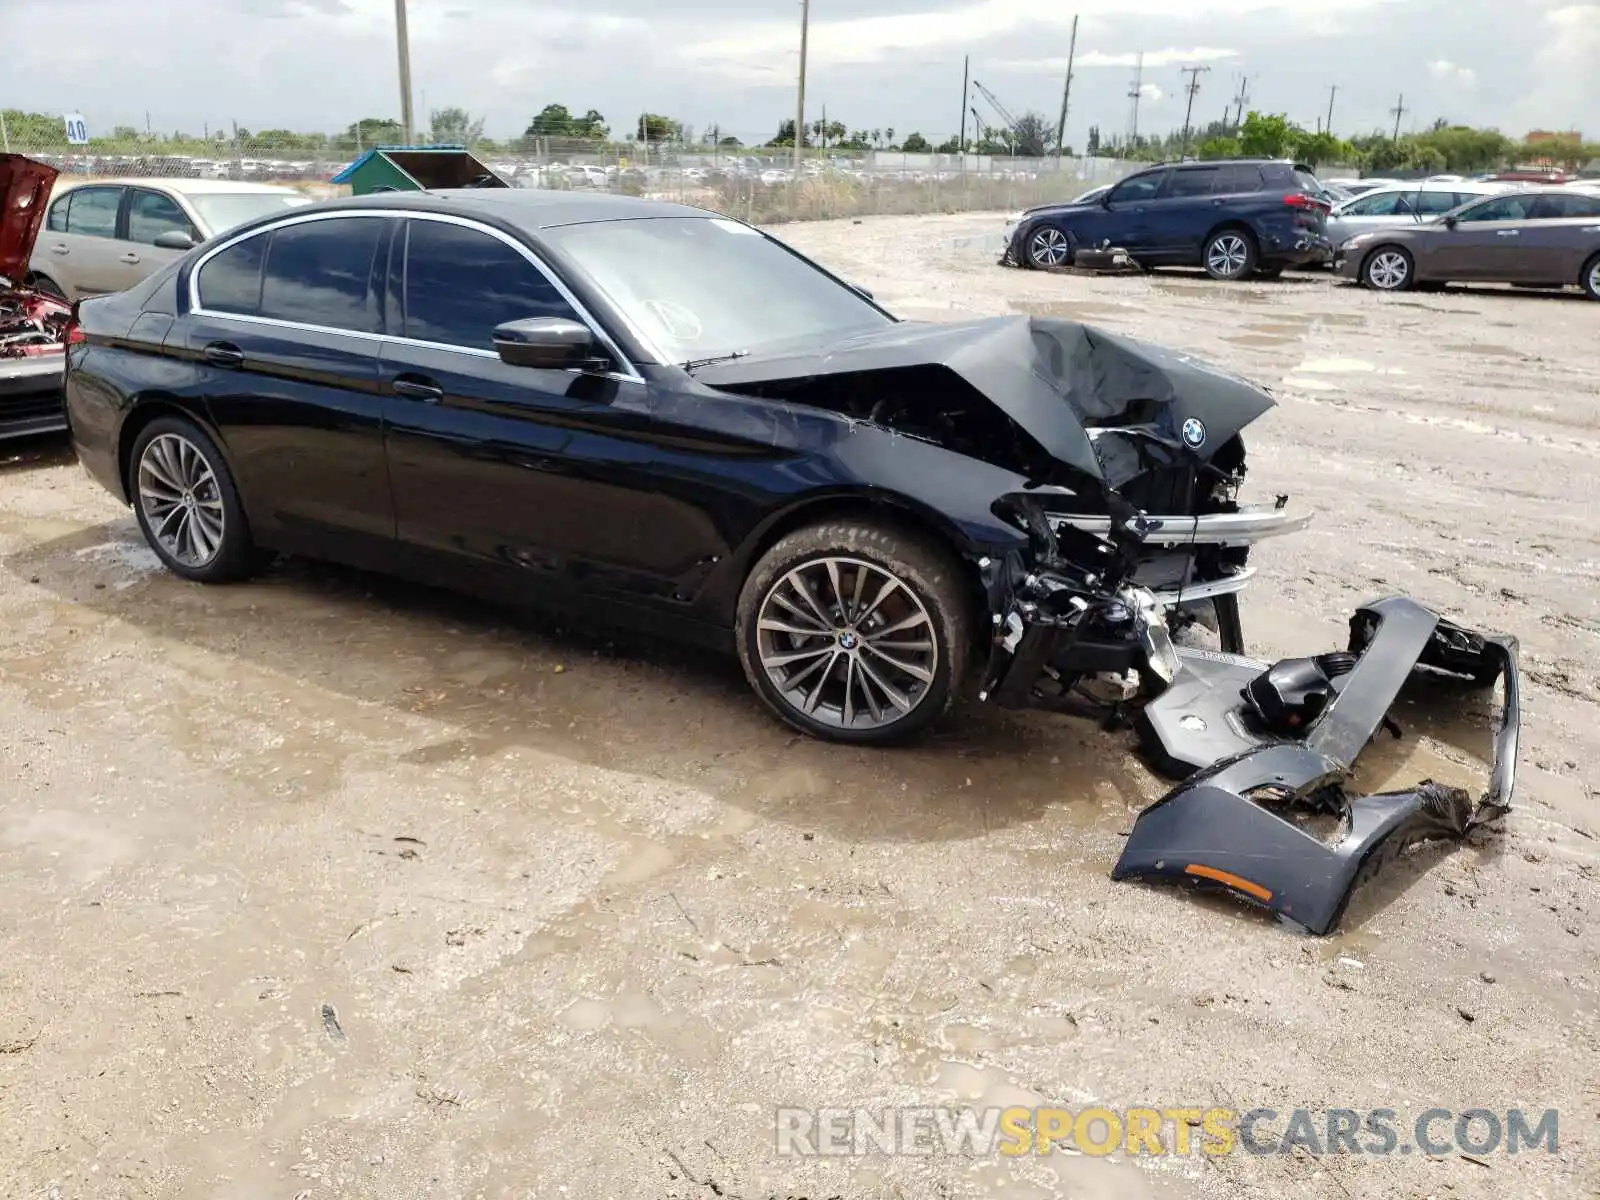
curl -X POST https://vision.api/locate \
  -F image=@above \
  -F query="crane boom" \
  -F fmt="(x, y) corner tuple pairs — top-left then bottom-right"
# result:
(970, 79), (1020, 132)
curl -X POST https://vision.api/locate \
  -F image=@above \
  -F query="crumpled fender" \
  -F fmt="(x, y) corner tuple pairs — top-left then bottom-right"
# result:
(1111, 597), (1520, 935)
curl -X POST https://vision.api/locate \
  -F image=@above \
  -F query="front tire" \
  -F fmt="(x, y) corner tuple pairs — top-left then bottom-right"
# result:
(1582, 252), (1600, 302)
(1203, 229), (1257, 280)
(130, 416), (260, 583)
(1027, 224), (1075, 269)
(736, 520), (972, 744)
(1362, 246), (1414, 292)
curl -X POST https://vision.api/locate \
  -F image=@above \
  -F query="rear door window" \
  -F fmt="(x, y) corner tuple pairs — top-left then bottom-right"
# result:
(1561, 192), (1600, 217)
(399, 218), (579, 351)
(1344, 191), (1405, 216)
(1164, 168), (1219, 198)
(1212, 164), (1263, 194)
(258, 216), (384, 334)
(63, 187), (122, 238)
(1415, 190), (1461, 215)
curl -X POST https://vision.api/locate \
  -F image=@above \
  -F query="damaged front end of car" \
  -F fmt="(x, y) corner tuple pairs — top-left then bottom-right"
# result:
(0, 153), (71, 438)
(974, 490), (1520, 934)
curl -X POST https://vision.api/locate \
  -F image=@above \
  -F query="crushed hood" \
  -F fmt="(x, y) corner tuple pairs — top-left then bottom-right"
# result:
(0, 154), (58, 285)
(694, 315), (1277, 488)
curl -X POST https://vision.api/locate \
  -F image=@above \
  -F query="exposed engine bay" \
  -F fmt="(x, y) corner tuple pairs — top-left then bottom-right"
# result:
(0, 152), (72, 437)
(0, 288), (70, 360)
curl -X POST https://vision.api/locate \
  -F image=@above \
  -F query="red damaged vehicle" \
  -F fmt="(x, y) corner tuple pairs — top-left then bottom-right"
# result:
(1, 154), (74, 438)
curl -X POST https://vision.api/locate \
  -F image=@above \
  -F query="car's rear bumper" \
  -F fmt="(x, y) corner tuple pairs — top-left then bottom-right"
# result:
(0, 354), (67, 440)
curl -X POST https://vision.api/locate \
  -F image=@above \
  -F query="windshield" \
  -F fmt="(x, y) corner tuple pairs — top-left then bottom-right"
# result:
(188, 191), (312, 236)
(540, 216), (892, 363)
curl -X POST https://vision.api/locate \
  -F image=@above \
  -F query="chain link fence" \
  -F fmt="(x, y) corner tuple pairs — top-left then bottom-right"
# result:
(4, 127), (1138, 224)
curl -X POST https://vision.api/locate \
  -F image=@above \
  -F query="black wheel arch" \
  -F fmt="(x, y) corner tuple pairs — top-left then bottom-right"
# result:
(117, 396), (241, 507)
(704, 489), (996, 643)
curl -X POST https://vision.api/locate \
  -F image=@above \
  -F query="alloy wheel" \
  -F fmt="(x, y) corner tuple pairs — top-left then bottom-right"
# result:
(1029, 227), (1072, 268)
(1206, 234), (1250, 278)
(1588, 258), (1600, 299)
(754, 556), (938, 732)
(137, 432), (227, 568)
(1367, 250), (1410, 290)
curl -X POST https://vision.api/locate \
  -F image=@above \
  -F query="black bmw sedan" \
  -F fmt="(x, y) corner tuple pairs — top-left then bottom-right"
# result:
(63, 189), (1305, 744)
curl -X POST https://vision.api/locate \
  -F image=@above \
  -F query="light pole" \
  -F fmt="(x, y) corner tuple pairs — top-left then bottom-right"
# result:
(394, 0), (416, 145)
(794, 0), (810, 177)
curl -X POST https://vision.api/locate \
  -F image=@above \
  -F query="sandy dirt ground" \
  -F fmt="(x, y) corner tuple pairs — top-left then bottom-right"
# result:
(1, 212), (1597, 1200)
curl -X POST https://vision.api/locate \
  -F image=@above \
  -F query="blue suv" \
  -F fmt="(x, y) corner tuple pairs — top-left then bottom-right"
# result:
(1004, 159), (1334, 281)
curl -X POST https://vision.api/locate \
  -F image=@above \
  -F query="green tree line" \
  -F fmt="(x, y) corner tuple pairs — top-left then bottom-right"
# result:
(1096, 110), (1598, 173)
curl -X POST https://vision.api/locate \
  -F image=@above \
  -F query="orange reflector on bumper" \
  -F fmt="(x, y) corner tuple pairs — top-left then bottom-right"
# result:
(1184, 863), (1273, 903)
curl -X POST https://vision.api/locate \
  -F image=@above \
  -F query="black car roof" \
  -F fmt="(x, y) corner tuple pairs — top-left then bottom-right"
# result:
(310, 188), (714, 230)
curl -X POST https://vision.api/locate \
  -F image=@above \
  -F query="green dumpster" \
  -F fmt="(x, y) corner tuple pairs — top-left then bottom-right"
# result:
(331, 145), (509, 195)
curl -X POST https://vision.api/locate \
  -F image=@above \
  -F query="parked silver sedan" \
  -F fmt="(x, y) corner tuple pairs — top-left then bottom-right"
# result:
(1323, 181), (1509, 248)
(28, 177), (311, 301)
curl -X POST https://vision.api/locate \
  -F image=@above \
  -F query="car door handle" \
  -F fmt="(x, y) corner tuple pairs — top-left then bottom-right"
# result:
(1496, 230), (1520, 237)
(119, 252), (141, 264)
(392, 375), (443, 403)
(202, 341), (244, 368)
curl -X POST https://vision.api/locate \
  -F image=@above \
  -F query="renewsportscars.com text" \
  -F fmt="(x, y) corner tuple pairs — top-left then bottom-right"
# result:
(774, 1105), (1559, 1158)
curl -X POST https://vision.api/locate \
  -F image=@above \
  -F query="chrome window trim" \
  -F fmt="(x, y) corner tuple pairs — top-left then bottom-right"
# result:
(188, 206), (646, 384)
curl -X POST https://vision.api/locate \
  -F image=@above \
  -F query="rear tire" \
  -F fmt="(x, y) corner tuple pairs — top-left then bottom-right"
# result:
(1582, 253), (1600, 302)
(1361, 246), (1414, 292)
(1202, 228), (1257, 281)
(129, 416), (260, 584)
(736, 520), (972, 744)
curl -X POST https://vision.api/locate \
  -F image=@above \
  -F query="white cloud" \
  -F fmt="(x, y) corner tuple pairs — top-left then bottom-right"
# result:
(1427, 59), (1478, 89)
(1079, 47), (1240, 68)
(987, 47), (1239, 75)
(1141, 84), (1166, 103)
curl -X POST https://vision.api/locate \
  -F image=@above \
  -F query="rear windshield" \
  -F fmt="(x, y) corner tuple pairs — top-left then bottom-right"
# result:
(1293, 167), (1324, 195)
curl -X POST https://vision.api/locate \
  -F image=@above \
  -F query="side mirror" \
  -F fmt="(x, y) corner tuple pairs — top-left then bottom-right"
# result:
(1443, 215), (1459, 229)
(154, 229), (197, 250)
(1101, 191), (1115, 207)
(493, 316), (608, 370)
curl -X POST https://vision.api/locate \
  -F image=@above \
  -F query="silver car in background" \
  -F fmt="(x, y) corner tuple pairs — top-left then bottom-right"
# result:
(27, 177), (312, 301)
(1323, 180), (1510, 248)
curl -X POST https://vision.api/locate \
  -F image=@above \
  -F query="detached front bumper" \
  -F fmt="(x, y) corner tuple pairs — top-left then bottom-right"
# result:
(1112, 596), (1520, 935)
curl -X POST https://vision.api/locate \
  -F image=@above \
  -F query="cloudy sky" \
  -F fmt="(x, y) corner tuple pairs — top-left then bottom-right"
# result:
(10, 0), (1597, 146)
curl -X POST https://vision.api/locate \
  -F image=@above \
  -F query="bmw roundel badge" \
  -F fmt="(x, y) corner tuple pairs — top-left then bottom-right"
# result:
(1181, 417), (1207, 449)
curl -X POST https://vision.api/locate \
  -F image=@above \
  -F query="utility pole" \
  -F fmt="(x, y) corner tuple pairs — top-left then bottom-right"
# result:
(1054, 15), (1079, 165)
(394, 0), (415, 144)
(1179, 64), (1210, 157)
(1231, 72), (1252, 130)
(1390, 92), (1407, 142)
(959, 55), (969, 154)
(793, 0), (810, 177)
(1126, 51), (1145, 145)
(1325, 85), (1337, 137)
